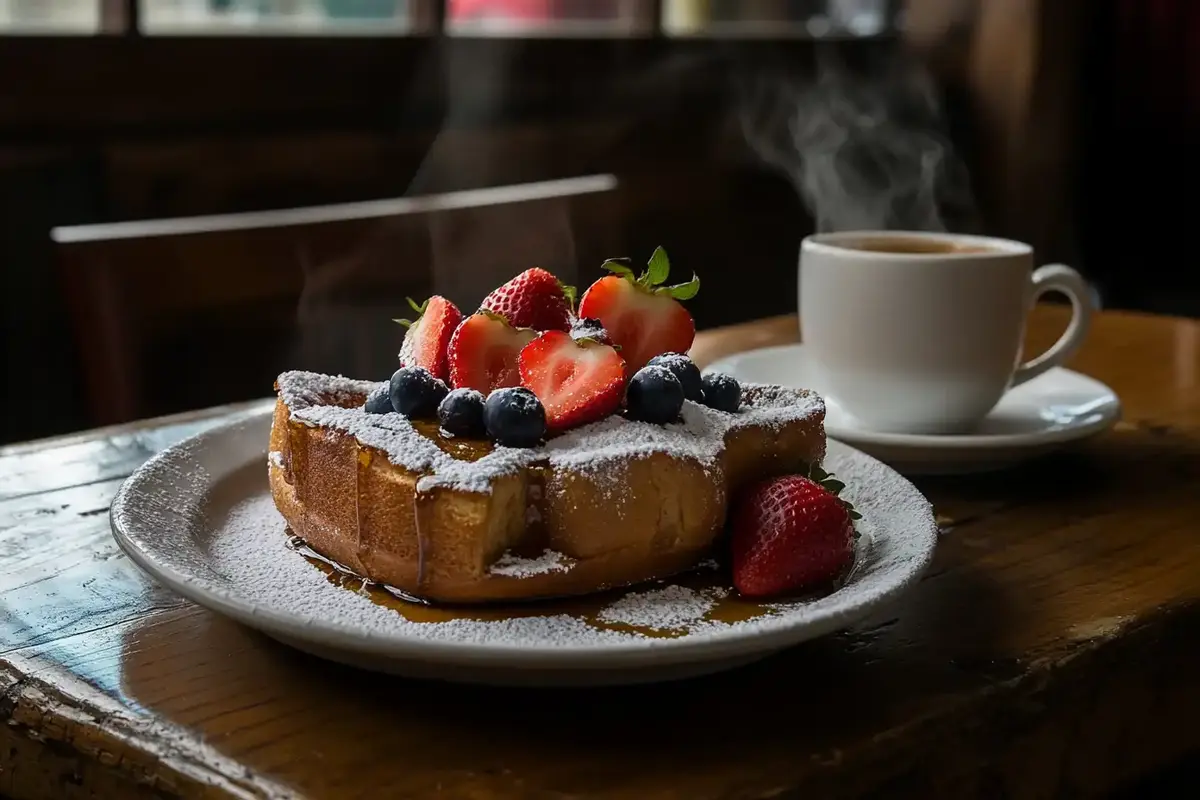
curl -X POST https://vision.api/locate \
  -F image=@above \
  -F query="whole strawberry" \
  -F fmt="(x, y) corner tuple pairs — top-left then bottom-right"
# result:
(730, 467), (861, 599)
(481, 267), (575, 332)
(396, 295), (462, 382)
(577, 247), (699, 375)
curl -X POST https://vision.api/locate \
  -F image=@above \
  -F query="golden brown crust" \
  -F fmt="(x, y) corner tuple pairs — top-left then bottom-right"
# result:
(268, 373), (825, 604)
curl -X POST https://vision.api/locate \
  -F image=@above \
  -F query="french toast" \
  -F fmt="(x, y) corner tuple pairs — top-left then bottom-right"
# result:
(269, 370), (826, 604)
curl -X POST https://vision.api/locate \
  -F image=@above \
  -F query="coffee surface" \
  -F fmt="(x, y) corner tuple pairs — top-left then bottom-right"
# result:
(841, 236), (993, 254)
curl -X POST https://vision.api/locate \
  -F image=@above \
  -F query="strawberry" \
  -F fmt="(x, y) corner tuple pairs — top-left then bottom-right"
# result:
(730, 466), (861, 599)
(480, 267), (576, 332)
(396, 295), (462, 381)
(447, 311), (537, 393)
(577, 247), (699, 375)
(518, 330), (626, 433)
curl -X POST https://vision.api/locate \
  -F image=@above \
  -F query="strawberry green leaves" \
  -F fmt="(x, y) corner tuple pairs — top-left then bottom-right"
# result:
(393, 296), (429, 329)
(599, 257), (636, 280)
(645, 246), (671, 286)
(600, 247), (701, 302)
(808, 463), (863, 521)
(661, 273), (701, 300)
(560, 281), (578, 312)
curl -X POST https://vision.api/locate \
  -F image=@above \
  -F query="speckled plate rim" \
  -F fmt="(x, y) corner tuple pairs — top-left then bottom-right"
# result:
(110, 410), (938, 670)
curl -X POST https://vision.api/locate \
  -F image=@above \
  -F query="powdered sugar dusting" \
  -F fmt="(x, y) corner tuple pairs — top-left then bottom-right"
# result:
(279, 371), (540, 494)
(267, 450), (285, 469)
(206, 493), (729, 639)
(488, 549), (572, 578)
(597, 585), (721, 631)
(191, 440), (931, 648)
(276, 371), (824, 496)
(277, 371), (377, 410)
(207, 493), (633, 645)
(113, 417), (938, 662)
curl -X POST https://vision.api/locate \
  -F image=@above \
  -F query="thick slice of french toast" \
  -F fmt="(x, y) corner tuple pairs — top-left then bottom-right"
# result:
(268, 370), (826, 604)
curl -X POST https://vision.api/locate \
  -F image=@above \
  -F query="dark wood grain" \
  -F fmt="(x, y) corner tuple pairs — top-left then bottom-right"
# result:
(2, 306), (1199, 800)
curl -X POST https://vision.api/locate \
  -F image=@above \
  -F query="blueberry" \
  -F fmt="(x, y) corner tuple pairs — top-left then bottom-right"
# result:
(626, 365), (684, 425)
(646, 352), (703, 403)
(389, 366), (448, 418)
(701, 372), (741, 413)
(438, 388), (486, 438)
(363, 383), (393, 414)
(484, 387), (547, 447)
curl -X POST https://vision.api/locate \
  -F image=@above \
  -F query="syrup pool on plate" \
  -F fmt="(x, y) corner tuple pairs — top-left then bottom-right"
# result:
(285, 534), (851, 640)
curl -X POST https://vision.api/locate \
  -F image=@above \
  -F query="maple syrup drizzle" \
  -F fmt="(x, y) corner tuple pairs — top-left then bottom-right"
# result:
(278, 416), (293, 485)
(285, 534), (847, 639)
(405, 421), (500, 590)
(354, 445), (370, 557)
(409, 420), (495, 462)
(412, 488), (432, 590)
(286, 420), (309, 530)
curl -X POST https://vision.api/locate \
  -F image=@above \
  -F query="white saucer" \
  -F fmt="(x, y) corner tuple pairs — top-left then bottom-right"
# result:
(705, 344), (1121, 475)
(110, 410), (937, 687)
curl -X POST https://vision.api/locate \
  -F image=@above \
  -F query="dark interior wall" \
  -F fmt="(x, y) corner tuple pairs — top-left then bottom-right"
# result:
(2, 36), (859, 443)
(1078, 0), (1200, 317)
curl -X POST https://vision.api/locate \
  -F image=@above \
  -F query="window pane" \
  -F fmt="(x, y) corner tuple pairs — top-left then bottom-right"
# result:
(662, 0), (897, 38)
(139, 0), (415, 35)
(0, 0), (100, 33)
(445, 0), (652, 37)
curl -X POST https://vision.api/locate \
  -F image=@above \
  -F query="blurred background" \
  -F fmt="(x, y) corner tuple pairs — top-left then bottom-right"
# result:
(1, 0), (1196, 444)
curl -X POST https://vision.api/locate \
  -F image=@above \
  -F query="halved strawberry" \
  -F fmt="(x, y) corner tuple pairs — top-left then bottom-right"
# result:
(447, 311), (536, 393)
(481, 267), (575, 332)
(518, 330), (626, 433)
(396, 295), (462, 381)
(577, 247), (699, 375)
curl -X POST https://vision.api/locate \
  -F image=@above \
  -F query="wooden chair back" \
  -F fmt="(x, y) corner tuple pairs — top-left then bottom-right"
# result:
(54, 175), (620, 426)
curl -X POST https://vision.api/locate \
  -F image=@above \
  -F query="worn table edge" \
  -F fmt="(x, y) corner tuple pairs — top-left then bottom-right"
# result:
(2, 603), (1195, 800)
(1, 637), (298, 800)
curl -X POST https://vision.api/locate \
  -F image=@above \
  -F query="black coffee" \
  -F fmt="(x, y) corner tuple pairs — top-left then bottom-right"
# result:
(843, 237), (993, 254)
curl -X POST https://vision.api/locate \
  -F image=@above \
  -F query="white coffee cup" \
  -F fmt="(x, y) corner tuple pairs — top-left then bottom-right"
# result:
(799, 231), (1094, 435)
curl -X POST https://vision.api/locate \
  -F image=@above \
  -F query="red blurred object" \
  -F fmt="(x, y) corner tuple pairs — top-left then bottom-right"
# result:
(448, 0), (553, 19)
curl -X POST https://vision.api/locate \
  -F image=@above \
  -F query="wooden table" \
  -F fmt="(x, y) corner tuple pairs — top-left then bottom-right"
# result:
(2, 305), (1198, 800)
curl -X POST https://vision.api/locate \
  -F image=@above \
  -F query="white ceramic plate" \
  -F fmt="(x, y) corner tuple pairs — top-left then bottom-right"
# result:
(706, 344), (1121, 475)
(110, 410), (938, 687)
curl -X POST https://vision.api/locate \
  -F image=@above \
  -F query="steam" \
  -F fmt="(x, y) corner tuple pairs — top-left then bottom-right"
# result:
(740, 48), (975, 233)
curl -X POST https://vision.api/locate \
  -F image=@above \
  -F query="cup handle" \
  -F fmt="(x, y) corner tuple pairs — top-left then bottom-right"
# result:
(1010, 264), (1094, 388)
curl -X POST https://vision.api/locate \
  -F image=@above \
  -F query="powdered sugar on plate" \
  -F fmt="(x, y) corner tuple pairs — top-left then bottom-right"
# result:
(111, 409), (937, 681)
(206, 492), (683, 646)
(275, 370), (824, 495)
(596, 584), (722, 632)
(197, 458), (907, 649)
